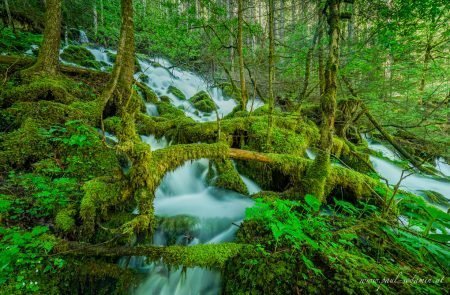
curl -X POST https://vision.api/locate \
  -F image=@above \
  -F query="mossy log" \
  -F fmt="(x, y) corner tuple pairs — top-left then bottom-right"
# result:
(149, 143), (383, 201)
(58, 241), (246, 269)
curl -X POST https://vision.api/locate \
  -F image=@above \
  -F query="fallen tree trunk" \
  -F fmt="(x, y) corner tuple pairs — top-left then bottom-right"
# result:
(152, 143), (383, 200)
(57, 241), (246, 269)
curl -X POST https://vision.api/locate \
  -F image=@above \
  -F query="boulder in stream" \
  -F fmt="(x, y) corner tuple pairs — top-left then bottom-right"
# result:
(189, 91), (216, 113)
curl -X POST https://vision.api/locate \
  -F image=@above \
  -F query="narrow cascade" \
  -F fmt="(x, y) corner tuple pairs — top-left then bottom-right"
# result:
(79, 30), (90, 44)
(81, 46), (262, 294)
(363, 135), (450, 203)
(126, 160), (258, 295)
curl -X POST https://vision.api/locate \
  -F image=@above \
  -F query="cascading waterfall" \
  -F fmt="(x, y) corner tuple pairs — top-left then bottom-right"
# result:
(362, 134), (449, 203)
(78, 45), (262, 294)
(79, 30), (90, 44)
(56, 42), (448, 292)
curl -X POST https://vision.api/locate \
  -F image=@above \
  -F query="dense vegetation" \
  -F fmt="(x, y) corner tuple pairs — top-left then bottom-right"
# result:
(0, 0), (449, 294)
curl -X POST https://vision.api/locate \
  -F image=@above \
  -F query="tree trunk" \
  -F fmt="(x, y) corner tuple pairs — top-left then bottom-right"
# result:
(304, 0), (341, 202)
(93, 4), (98, 38)
(4, 0), (15, 33)
(317, 1), (325, 96)
(299, 20), (321, 102)
(22, 0), (62, 75)
(418, 31), (434, 103)
(237, 0), (248, 110)
(266, 0), (276, 147)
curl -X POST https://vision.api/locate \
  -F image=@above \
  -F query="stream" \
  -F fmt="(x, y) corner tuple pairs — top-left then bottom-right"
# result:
(45, 32), (448, 293)
(78, 38), (263, 294)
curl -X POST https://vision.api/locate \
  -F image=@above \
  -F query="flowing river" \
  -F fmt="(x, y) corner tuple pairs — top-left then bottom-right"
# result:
(78, 40), (263, 294)
(48, 32), (449, 293)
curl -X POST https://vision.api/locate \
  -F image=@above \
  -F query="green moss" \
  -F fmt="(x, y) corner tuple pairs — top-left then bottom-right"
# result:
(160, 95), (171, 103)
(55, 208), (76, 232)
(61, 45), (102, 70)
(1, 75), (80, 107)
(168, 85), (186, 100)
(332, 137), (374, 173)
(80, 177), (129, 238)
(0, 118), (51, 170)
(220, 82), (241, 101)
(213, 159), (248, 195)
(103, 116), (122, 134)
(139, 73), (149, 83)
(189, 91), (216, 113)
(137, 82), (158, 103)
(156, 101), (189, 119)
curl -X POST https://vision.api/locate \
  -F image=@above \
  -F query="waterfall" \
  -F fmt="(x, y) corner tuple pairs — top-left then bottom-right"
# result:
(76, 46), (264, 294)
(79, 30), (90, 44)
(363, 135), (449, 205)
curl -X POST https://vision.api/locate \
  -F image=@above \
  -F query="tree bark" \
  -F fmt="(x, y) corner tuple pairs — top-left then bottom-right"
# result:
(22, 0), (62, 75)
(3, 0), (15, 33)
(266, 0), (276, 147)
(304, 0), (341, 202)
(237, 0), (248, 110)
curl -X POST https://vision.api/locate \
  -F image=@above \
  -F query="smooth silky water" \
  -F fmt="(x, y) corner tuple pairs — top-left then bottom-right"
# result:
(363, 135), (449, 201)
(60, 36), (448, 292)
(78, 42), (262, 294)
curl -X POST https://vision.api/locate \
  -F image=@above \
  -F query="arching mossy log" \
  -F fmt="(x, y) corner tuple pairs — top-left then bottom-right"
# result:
(152, 144), (383, 201)
(57, 241), (246, 269)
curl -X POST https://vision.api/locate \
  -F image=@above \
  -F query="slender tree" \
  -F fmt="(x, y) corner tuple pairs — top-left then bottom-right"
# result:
(237, 0), (247, 110)
(98, 0), (154, 236)
(266, 0), (275, 147)
(303, 0), (342, 202)
(23, 0), (62, 75)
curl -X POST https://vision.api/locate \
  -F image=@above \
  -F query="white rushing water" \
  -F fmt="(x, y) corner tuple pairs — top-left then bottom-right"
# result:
(73, 38), (263, 294)
(127, 159), (258, 295)
(363, 135), (450, 200)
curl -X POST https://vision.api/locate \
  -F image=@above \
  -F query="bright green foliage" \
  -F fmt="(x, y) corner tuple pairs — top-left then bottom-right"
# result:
(0, 28), (42, 55)
(225, 196), (448, 294)
(0, 226), (62, 293)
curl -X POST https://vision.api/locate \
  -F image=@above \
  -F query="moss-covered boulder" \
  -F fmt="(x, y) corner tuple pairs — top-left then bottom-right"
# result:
(139, 73), (149, 83)
(160, 95), (171, 103)
(61, 45), (102, 70)
(168, 85), (186, 100)
(212, 159), (248, 195)
(189, 91), (216, 113)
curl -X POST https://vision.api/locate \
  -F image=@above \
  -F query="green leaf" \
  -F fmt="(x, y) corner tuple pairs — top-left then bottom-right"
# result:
(427, 234), (450, 243)
(305, 194), (321, 212)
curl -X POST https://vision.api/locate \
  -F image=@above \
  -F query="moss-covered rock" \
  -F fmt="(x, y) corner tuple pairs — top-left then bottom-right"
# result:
(189, 91), (216, 113)
(139, 73), (149, 83)
(168, 85), (186, 100)
(212, 159), (248, 195)
(160, 95), (171, 103)
(61, 45), (102, 70)
(0, 74), (82, 107)
(0, 118), (51, 170)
